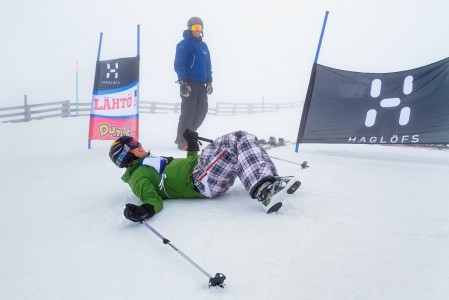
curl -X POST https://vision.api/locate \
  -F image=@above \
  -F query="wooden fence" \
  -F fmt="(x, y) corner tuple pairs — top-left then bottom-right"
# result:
(0, 100), (72, 123)
(0, 97), (301, 123)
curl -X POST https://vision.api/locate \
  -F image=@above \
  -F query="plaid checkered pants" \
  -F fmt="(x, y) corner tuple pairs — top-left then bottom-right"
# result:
(192, 131), (278, 198)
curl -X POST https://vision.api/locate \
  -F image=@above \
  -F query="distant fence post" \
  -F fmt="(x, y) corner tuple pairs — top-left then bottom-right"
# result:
(24, 95), (31, 122)
(62, 100), (70, 118)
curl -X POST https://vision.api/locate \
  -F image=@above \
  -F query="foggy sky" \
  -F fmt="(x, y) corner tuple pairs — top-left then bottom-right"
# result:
(1, 0), (448, 106)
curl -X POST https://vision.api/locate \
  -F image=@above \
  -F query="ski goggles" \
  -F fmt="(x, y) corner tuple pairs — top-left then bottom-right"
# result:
(190, 24), (203, 31)
(124, 136), (141, 149)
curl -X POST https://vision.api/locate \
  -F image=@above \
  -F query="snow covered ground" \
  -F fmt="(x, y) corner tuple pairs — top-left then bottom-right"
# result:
(1, 108), (449, 299)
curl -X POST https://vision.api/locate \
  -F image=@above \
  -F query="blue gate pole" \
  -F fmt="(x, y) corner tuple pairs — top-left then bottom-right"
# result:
(136, 24), (141, 139)
(88, 32), (103, 149)
(137, 24), (140, 56)
(314, 11), (329, 64)
(295, 11), (329, 153)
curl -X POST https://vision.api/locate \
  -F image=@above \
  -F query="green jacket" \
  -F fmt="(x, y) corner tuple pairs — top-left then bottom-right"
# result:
(121, 151), (204, 214)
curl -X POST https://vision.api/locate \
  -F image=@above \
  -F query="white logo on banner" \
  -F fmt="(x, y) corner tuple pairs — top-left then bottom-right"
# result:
(365, 76), (413, 127)
(106, 62), (119, 79)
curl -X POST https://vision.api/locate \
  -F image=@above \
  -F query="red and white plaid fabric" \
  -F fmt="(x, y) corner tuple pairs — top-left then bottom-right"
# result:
(192, 131), (278, 198)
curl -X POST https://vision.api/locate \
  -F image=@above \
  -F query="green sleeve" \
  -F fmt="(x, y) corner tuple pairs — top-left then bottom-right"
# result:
(130, 177), (164, 213)
(187, 150), (199, 157)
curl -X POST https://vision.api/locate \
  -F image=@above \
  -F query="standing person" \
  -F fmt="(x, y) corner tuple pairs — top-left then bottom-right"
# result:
(109, 130), (301, 222)
(174, 17), (213, 150)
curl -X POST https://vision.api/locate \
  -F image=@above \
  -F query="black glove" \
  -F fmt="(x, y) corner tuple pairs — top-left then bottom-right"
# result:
(179, 80), (191, 97)
(183, 129), (200, 151)
(124, 203), (155, 222)
(206, 83), (213, 95)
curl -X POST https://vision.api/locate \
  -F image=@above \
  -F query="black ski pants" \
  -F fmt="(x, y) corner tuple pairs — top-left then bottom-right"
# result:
(175, 82), (208, 147)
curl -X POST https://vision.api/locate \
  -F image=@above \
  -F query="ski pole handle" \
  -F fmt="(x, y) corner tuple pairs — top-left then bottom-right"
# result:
(197, 136), (214, 143)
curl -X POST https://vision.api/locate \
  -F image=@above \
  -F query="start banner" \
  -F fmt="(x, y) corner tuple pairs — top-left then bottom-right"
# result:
(88, 56), (140, 142)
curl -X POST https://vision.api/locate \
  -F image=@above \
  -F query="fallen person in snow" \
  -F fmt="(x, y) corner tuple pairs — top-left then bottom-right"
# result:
(109, 129), (301, 222)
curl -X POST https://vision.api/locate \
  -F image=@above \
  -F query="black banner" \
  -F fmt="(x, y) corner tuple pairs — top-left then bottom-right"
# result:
(93, 56), (140, 92)
(297, 57), (449, 144)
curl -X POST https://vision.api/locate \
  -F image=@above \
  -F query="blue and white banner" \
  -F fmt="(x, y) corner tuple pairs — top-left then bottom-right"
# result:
(89, 56), (140, 141)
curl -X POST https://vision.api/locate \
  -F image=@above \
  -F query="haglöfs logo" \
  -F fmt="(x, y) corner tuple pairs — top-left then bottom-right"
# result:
(365, 76), (413, 127)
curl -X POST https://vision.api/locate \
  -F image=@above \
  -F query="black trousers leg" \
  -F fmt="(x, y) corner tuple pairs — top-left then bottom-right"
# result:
(175, 84), (208, 147)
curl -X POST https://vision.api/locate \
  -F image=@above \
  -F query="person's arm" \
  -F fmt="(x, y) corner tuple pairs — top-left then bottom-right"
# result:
(205, 44), (212, 83)
(131, 176), (164, 212)
(124, 173), (164, 223)
(174, 41), (189, 81)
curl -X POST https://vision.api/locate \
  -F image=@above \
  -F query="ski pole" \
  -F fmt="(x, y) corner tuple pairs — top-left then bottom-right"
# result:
(197, 134), (309, 169)
(269, 156), (310, 169)
(141, 220), (226, 288)
(197, 135), (214, 143)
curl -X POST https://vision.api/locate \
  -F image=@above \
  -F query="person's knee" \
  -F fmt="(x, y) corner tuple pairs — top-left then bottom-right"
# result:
(234, 131), (257, 141)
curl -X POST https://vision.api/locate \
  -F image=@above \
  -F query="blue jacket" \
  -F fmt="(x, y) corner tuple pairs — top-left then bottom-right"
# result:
(174, 30), (212, 83)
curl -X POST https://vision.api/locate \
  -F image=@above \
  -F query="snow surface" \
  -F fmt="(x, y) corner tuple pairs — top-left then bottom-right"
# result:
(1, 109), (449, 299)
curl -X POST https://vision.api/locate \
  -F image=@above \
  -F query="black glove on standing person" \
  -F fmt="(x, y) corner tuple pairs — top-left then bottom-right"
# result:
(206, 83), (213, 95)
(124, 203), (155, 222)
(183, 129), (200, 151)
(179, 80), (191, 97)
